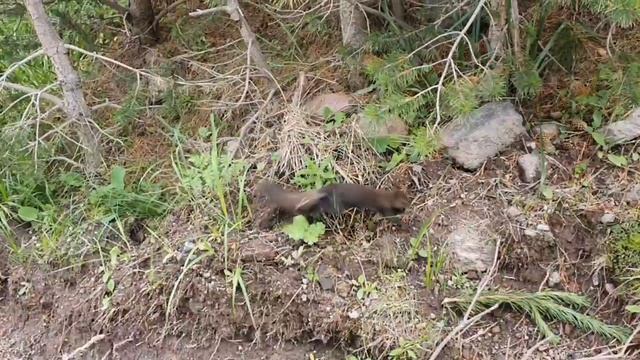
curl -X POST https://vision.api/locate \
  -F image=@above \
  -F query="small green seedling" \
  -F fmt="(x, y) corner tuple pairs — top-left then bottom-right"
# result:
(282, 215), (325, 245)
(293, 158), (338, 190)
(355, 274), (378, 301)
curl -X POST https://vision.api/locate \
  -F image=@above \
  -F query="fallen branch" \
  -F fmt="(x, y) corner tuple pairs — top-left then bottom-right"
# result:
(61, 334), (106, 360)
(2, 81), (63, 106)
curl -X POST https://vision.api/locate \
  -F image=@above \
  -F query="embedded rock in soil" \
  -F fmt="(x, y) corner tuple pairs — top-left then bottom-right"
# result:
(624, 184), (640, 204)
(317, 264), (337, 291)
(373, 234), (399, 268)
(599, 212), (615, 224)
(356, 113), (408, 139)
(602, 108), (640, 144)
(517, 152), (543, 183)
(533, 123), (561, 141)
(447, 223), (496, 273)
(440, 101), (525, 170)
(304, 92), (357, 117)
(240, 237), (278, 262)
(533, 123), (561, 152)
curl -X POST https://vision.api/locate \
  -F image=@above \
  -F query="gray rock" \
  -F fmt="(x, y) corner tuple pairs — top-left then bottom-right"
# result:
(600, 212), (615, 224)
(440, 102), (525, 170)
(317, 264), (336, 291)
(304, 92), (357, 117)
(623, 184), (640, 203)
(523, 228), (538, 238)
(533, 123), (561, 141)
(602, 108), (640, 144)
(447, 223), (496, 273)
(548, 271), (561, 287)
(517, 152), (543, 183)
(356, 113), (408, 138)
(505, 206), (523, 218)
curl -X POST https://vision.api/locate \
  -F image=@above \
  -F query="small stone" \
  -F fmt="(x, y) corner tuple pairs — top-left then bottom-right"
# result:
(447, 223), (497, 273)
(517, 152), (543, 183)
(624, 184), (640, 204)
(505, 206), (523, 218)
(600, 212), (615, 224)
(466, 270), (479, 280)
(548, 271), (561, 287)
(356, 113), (408, 138)
(317, 264), (336, 291)
(440, 101), (526, 170)
(533, 123), (561, 141)
(491, 325), (501, 334)
(564, 324), (575, 336)
(592, 273), (600, 287)
(550, 111), (563, 120)
(335, 281), (351, 298)
(602, 108), (640, 145)
(429, 313), (437, 320)
(605, 283), (616, 295)
(348, 309), (360, 319)
(524, 229), (539, 238)
(536, 224), (551, 232)
(304, 92), (357, 117)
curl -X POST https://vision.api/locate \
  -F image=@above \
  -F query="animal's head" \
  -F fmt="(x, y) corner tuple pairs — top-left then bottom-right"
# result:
(388, 190), (410, 214)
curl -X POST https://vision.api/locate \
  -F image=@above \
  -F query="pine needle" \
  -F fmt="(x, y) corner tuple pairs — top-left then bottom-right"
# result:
(444, 290), (631, 344)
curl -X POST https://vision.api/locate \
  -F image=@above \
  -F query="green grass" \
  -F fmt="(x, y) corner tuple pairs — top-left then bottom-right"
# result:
(445, 290), (631, 344)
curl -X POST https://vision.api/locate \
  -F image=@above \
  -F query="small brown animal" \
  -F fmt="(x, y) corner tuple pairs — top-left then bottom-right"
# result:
(254, 180), (328, 229)
(317, 183), (409, 217)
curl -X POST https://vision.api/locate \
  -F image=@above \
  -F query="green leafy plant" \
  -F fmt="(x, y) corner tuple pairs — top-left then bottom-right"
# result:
(89, 166), (168, 221)
(293, 158), (337, 190)
(174, 117), (250, 227)
(282, 215), (325, 246)
(354, 274), (378, 301)
(100, 246), (122, 310)
(323, 109), (348, 131)
(389, 339), (423, 360)
(445, 291), (631, 344)
(407, 219), (447, 290)
(226, 266), (257, 329)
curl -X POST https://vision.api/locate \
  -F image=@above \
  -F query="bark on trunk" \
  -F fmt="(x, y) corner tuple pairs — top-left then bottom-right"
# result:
(487, 0), (507, 57)
(128, 0), (158, 44)
(340, 0), (374, 49)
(24, 0), (103, 175)
(391, 0), (405, 24)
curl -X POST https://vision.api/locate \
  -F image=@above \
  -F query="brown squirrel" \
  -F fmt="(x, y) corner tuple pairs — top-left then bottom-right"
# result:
(253, 181), (409, 228)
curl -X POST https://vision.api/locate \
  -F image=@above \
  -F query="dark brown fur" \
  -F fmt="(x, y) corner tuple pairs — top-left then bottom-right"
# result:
(254, 180), (327, 229)
(317, 183), (409, 217)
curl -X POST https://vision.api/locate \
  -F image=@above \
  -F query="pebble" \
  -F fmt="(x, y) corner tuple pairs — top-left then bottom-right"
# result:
(548, 271), (561, 287)
(348, 309), (360, 319)
(491, 325), (501, 334)
(505, 206), (523, 218)
(600, 212), (615, 224)
(524, 229), (538, 238)
(536, 224), (551, 232)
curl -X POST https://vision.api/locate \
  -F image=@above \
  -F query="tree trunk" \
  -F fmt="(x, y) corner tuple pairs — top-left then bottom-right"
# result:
(128, 0), (158, 44)
(24, 0), (103, 175)
(340, 0), (373, 49)
(390, 0), (405, 24)
(487, 0), (507, 57)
